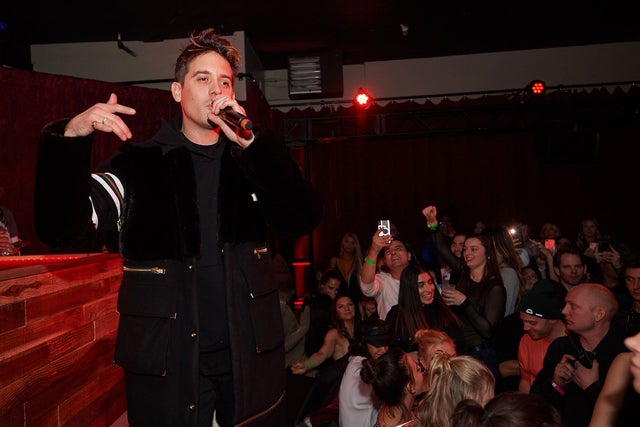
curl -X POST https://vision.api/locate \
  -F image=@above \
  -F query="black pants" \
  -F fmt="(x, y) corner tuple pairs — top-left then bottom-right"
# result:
(199, 349), (234, 427)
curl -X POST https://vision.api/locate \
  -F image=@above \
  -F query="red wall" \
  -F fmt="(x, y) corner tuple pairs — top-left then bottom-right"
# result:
(2, 68), (640, 290)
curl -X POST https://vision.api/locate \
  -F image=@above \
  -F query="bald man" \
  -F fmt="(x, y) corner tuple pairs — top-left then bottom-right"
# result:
(530, 283), (627, 427)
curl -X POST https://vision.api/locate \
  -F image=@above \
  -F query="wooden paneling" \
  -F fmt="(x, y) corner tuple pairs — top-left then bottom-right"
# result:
(0, 254), (125, 427)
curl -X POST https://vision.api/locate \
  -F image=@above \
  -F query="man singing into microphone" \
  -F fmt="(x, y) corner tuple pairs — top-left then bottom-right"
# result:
(34, 28), (323, 427)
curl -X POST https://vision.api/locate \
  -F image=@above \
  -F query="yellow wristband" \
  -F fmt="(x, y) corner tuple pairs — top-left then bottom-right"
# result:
(364, 257), (376, 265)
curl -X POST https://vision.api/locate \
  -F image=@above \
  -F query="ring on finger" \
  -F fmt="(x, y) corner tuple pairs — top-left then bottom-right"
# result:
(91, 120), (98, 129)
(102, 116), (108, 124)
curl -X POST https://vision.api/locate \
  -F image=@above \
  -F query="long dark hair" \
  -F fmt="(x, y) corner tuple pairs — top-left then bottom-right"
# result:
(394, 264), (462, 340)
(461, 233), (501, 281)
(360, 346), (412, 406)
(330, 294), (358, 339)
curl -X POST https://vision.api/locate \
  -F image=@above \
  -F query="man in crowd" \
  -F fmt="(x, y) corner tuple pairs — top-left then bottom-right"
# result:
(518, 279), (567, 392)
(360, 227), (413, 321)
(616, 254), (640, 337)
(553, 249), (588, 292)
(530, 283), (626, 427)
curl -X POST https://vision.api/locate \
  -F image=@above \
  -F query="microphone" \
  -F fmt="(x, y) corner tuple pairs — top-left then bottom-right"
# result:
(219, 107), (253, 131)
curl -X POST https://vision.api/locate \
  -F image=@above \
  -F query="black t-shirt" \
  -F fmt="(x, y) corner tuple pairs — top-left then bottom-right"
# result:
(188, 137), (228, 352)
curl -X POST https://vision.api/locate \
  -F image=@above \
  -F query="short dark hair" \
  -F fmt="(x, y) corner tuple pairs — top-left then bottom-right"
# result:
(553, 247), (585, 268)
(320, 269), (342, 285)
(174, 28), (241, 84)
(624, 252), (640, 270)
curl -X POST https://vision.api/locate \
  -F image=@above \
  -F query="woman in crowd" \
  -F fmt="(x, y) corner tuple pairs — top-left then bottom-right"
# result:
(440, 234), (505, 380)
(521, 264), (542, 293)
(329, 231), (363, 305)
(386, 264), (465, 352)
(359, 295), (379, 320)
(291, 294), (359, 425)
(414, 353), (495, 427)
(451, 391), (561, 427)
(576, 216), (604, 254)
(339, 317), (394, 427)
(360, 346), (426, 427)
(414, 328), (457, 376)
(481, 225), (524, 316)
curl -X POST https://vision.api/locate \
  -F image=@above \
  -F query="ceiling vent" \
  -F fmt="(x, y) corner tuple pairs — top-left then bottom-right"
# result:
(288, 52), (343, 100)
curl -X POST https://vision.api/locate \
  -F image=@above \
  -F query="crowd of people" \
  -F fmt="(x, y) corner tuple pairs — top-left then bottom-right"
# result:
(280, 206), (640, 427)
(22, 25), (639, 427)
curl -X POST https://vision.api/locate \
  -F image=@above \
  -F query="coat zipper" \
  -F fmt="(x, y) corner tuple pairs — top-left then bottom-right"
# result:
(122, 266), (167, 274)
(253, 246), (268, 260)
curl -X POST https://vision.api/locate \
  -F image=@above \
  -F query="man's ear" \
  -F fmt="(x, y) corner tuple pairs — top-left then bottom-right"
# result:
(171, 82), (182, 102)
(593, 306), (606, 322)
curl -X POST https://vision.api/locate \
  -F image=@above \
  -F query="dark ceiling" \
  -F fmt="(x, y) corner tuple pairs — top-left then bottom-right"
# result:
(2, 1), (640, 71)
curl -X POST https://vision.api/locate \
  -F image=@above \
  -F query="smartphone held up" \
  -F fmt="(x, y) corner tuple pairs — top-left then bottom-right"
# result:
(545, 239), (556, 255)
(509, 226), (524, 249)
(378, 219), (392, 244)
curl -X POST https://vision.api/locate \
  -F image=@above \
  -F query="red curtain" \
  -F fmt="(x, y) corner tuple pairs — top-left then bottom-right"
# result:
(0, 67), (180, 253)
(274, 91), (640, 272)
(2, 67), (639, 281)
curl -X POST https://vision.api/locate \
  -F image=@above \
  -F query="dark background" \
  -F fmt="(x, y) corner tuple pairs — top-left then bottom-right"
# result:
(2, 66), (638, 279)
(3, 2), (640, 70)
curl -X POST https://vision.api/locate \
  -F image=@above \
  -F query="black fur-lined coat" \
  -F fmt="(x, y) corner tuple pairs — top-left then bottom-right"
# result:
(34, 116), (323, 426)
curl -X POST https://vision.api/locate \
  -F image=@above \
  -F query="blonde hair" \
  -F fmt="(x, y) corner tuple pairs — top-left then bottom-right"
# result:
(415, 354), (495, 427)
(415, 329), (456, 364)
(339, 232), (363, 266)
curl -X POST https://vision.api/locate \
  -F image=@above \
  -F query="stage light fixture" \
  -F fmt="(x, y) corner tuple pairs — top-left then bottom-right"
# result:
(354, 87), (372, 108)
(527, 80), (546, 96)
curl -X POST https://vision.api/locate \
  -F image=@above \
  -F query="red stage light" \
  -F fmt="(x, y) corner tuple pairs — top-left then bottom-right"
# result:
(354, 87), (372, 107)
(527, 80), (546, 95)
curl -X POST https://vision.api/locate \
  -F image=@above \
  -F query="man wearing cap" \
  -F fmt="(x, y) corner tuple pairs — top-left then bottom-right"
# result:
(530, 283), (626, 427)
(339, 318), (395, 427)
(517, 279), (568, 392)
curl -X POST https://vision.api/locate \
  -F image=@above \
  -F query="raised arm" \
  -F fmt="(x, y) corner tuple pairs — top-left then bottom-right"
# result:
(360, 229), (388, 286)
(34, 94), (135, 249)
(64, 93), (136, 141)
